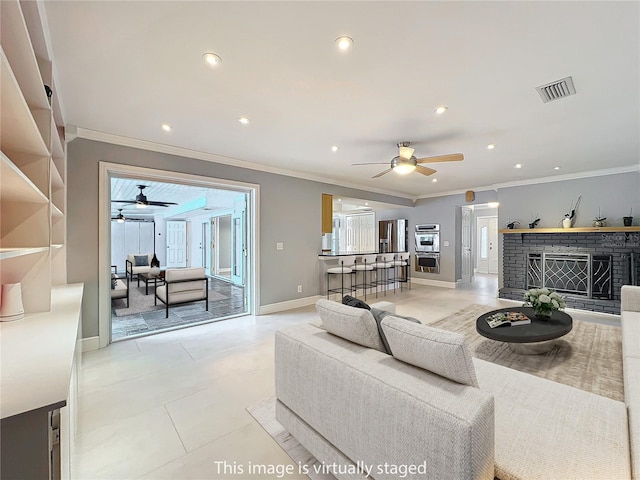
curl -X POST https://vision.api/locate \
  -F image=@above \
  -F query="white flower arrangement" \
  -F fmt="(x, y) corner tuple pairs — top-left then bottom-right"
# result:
(523, 288), (566, 316)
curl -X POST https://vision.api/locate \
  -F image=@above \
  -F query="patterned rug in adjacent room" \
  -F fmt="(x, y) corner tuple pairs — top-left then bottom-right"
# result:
(428, 304), (623, 401)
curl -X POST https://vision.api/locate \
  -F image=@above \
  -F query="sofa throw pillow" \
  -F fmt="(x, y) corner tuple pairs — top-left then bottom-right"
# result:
(316, 299), (386, 353)
(369, 308), (420, 355)
(342, 295), (371, 310)
(133, 255), (149, 267)
(381, 316), (479, 387)
(111, 273), (117, 289)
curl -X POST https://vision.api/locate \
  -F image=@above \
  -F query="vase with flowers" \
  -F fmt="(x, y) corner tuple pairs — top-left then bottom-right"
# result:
(523, 288), (566, 320)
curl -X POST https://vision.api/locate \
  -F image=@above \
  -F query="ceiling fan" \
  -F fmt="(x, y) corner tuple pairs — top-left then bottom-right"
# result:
(111, 209), (151, 223)
(352, 142), (464, 178)
(111, 185), (178, 208)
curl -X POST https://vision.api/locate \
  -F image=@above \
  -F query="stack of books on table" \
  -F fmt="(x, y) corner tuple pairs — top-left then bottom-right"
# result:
(486, 311), (531, 328)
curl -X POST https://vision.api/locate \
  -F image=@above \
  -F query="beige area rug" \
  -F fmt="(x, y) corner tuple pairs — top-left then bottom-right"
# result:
(247, 397), (337, 480)
(429, 304), (624, 401)
(113, 285), (228, 316)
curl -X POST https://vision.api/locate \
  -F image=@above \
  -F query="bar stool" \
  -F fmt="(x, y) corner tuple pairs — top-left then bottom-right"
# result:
(373, 253), (395, 297)
(392, 252), (411, 292)
(326, 256), (356, 299)
(352, 254), (377, 300)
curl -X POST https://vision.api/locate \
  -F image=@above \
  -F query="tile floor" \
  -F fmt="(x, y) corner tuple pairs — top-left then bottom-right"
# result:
(76, 275), (619, 479)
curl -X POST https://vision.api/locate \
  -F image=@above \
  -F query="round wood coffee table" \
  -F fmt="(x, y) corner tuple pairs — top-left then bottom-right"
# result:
(476, 307), (573, 354)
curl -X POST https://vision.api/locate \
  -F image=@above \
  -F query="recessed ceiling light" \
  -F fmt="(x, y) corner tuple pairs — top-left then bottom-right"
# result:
(434, 106), (448, 115)
(515, 163), (523, 169)
(487, 144), (496, 150)
(161, 123), (173, 132)
(238, 117), (250, 125)
(331, 146), (339, 153)
(554, 166), (561, 170)
(202, 52), (222, 66)
(338, 198), (342, 202)
(432, 178), (438, 183)
(365, 202), (369, 206)
(335, 36), (354, 51)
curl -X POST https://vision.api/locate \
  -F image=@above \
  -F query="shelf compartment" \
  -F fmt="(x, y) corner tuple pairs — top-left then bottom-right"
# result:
(1, 151), (48, 204)
(1, 48), (49, 157)
(51, 204), (64, 219)
(50, 158), (64, 190)
(51, 117), (64, 161)
(0, 246), (49, 260)
(0, 248), (51, 314)
(0, 0), (50, 111)
(1, 201), (49, 248)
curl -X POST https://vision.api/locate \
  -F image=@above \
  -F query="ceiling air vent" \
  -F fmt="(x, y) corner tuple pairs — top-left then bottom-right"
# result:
(535, 76), (576, 103)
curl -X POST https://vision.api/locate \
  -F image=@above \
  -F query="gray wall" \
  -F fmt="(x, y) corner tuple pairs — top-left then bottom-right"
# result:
(66, 138), (412, 338)
(497, 173), (640, 230)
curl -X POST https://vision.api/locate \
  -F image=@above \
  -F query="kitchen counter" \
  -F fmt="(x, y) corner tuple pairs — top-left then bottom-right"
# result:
(318, 251), (406, 258)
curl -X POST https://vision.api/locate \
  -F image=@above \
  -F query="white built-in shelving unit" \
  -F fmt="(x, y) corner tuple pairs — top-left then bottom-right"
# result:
(1, 2), (80, 478)
(1, 0), (67, 314)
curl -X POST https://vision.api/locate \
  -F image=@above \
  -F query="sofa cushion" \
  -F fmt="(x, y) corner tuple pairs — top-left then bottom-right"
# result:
(474, 358), (631, 480)
(133, 254), (149, 266)
(622, 311), (640, 359)
(381, 316), (479, 387)
(341, 295), (371, 310)
(622, 285), (640, 312)
(316, 299), (386, 353)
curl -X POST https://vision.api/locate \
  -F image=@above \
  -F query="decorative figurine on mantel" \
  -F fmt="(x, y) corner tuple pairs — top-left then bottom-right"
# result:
(562, 195), (581, 228)
(624, 208), (633, 227)
(529, 216), (540, 229)
(593, 208), (607, 227)
(506, 220), (520, 229)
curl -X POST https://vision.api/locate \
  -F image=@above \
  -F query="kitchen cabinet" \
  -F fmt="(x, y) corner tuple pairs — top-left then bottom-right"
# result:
(321, 194), (333, 233)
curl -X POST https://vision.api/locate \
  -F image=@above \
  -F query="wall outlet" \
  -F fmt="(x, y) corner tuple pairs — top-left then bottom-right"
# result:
(276, 242), (284, 250)
(297, 285), (303, 293)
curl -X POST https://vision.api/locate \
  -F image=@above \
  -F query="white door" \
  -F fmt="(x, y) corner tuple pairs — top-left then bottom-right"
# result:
(166, 220), (187, 268)
(345, 215), (358, 254)
(488, 217), (499, 274)
(477, 217), (490, 274)
(231, 198), (246, 286)
(461, 206), (473, 283)
(359, 213), (376, 253)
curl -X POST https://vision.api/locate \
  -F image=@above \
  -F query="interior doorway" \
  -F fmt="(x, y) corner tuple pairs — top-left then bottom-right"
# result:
(476, 216), (498, 274)
(104, 169), (256, 344)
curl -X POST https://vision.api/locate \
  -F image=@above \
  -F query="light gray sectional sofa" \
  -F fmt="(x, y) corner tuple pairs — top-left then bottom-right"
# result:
(275, 292), (640, 480)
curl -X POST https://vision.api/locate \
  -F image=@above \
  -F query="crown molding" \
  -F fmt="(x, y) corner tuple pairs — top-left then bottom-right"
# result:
(72, 127), (414, 202)
(413, 165), (640, 201)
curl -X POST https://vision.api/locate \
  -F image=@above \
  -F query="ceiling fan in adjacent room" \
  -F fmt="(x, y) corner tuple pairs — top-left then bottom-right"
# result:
(111, 185), (178, 208)
(110, 209), (150, 223)
(352, 142), (464, 178)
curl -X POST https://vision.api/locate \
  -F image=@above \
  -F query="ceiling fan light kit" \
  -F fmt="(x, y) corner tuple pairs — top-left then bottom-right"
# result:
(352, 141), (464, 179)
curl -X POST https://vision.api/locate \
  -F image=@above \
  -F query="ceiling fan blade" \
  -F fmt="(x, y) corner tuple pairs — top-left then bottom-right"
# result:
(145, 201), (178, 207)
(372, 168), (392, 178)
(398, 146), (415, 160)
(111, 200), (136, 204)
(416, 153), (464, 163)
(415, 165), (437, 177)
(352, 162), (390, 166)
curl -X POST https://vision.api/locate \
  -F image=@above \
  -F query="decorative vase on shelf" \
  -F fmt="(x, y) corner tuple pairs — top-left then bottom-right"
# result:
(562, 217), (572, 229)
(534, 308), (553, 320)
(623, 217), (633, 227)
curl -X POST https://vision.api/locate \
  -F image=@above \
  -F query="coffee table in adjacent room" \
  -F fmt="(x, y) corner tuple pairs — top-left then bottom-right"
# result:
(476, 307), (573, 354)
(139, 270), (165, 295)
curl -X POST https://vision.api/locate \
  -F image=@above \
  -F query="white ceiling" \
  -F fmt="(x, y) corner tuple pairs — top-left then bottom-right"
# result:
(45, 1), (639, 198)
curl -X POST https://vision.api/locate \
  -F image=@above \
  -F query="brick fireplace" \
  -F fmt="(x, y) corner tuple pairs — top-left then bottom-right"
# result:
(500, 231), (640, 314)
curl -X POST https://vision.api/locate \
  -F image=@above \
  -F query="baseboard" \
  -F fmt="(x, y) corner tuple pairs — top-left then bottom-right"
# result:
(411, 278), (457, 289)
(259, 295), (321, 315)
(81, 336), (100, 352)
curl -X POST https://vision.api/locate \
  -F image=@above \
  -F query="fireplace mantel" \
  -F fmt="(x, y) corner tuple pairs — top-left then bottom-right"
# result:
(500, 226), (640, 234)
